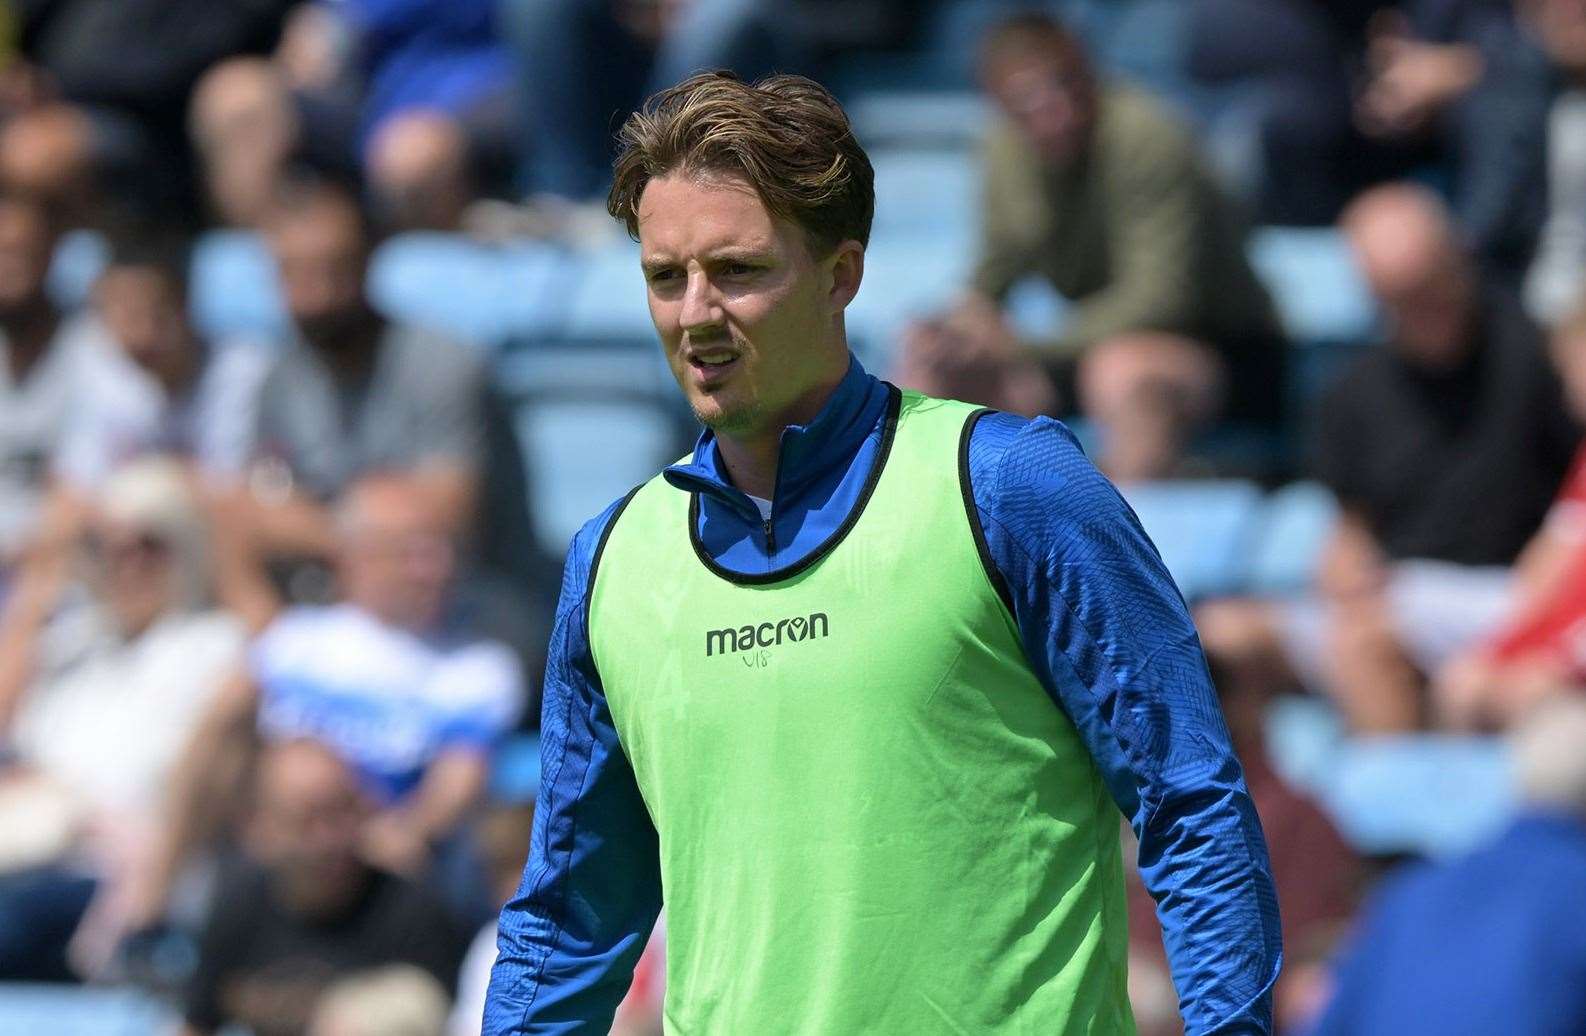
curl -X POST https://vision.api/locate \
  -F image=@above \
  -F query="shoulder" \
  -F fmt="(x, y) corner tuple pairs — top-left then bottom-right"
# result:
(253, 604), (350, 664)
(1098, 84), (1194, 164)
(966, 410), (1141, 559)
(381, 322), (483, 382)
(966, 410), (1101, 502)
(561, 486), (646, 606)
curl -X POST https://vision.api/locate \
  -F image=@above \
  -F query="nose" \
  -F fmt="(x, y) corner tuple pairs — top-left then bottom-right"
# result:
(679, 268), (725, 337)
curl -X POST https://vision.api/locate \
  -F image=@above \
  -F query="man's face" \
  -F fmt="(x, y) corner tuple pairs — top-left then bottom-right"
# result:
(249, 744), (369, 916)
(268, 201), (369, 347)
(90, 516), (177, 636)
(95, 266), (190, 373)
(338, 484), (455, 631)
(986, 51), (1097, 167)
(0, 200), (54, 315)
(637, 173), (858, 438)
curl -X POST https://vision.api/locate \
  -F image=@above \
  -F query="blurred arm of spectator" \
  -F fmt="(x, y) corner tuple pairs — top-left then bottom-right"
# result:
(105, 669), (260, 943)
(361, 748), (488, 876)
(1316, 511), (1390, 602)
(0, 518), (73, 732)
(1357, 10), (1485, 139)
(894, 293), (1058, 417)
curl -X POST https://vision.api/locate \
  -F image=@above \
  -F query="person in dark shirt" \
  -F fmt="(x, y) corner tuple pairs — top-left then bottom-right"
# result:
(1311, 182), (1577, 731)
(181, 739), (465, 1036)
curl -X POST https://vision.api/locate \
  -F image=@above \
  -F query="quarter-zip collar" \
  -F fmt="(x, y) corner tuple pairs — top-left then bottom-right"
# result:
(662, 353), (886, 520)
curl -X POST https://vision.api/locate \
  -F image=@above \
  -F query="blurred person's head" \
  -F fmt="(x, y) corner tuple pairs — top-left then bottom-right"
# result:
(190, 58), (301, 228)
(0, 188), (59, 323)
(365, 110), (472, 233)
(1519, 0), (1586, 79)
(979, 12), (1098, 168)
(263, 176), (376, 353)
(334, 474), (454, 631)
(307, 965), (448, 1036)
(1511, 694), (1586, 820)
(0, 105), (97, 221)
(93, 236), (196, 386)
(91, 457), (210, 637)
(608, 72), (870, 440)
(1549, 298), (1586, 421)
(1342, 183), (1477, 368)
(247, 738), (371, 919)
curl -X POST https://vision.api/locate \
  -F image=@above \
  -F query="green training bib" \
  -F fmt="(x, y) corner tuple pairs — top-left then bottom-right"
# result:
(589, 388), (1135, 1034)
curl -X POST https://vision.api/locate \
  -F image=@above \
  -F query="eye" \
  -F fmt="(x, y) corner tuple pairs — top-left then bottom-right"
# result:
(647, 267), (681, 286)
(722, 262), (758, 277)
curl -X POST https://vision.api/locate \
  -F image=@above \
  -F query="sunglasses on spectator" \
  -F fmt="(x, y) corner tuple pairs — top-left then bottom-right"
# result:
(85, 530), (172, 563)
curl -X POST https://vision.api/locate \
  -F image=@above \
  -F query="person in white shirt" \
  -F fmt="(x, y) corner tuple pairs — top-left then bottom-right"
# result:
(0, 458), (244, 980)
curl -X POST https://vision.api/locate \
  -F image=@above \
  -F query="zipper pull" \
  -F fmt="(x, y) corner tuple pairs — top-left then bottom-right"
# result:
(763, 517), (775, 553)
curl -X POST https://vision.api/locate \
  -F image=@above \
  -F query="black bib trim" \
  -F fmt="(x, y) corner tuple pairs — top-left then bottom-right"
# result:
(958, 408), (1016, 617)
(687, 383), (903, 586)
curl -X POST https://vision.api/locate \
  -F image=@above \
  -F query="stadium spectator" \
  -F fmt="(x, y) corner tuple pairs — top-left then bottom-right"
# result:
(128, 472), (522, 946)
(238, 177), (487, 562)
(1434, 299), (1586, 728)
(1311, 694), (1586, 1035)
(7, 0), (297, 223)
(53, 237), (272, 492)
(188, 58), (313, 230)
(180, 739), (465, 1036)
(1189, 0), (1550, 281)
(501, 0), (797, 206)
(897, 10), (1287, 480)
(1306, 183), (1577, 730)
(0, 189), (143, 572)
(0, 459), (243, 981)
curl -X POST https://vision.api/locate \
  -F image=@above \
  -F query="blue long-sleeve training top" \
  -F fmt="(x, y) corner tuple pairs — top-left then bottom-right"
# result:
(485, 355), (1281, 1034)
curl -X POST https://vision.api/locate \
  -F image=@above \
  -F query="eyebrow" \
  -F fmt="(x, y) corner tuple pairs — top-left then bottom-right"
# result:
(641, 247), (773, 276)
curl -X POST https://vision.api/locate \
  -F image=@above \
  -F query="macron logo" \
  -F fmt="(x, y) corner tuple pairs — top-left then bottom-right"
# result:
(705, 612), (830, 657)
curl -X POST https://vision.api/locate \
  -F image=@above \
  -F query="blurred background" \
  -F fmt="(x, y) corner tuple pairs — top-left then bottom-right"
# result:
(2, 0), (1586, 1033)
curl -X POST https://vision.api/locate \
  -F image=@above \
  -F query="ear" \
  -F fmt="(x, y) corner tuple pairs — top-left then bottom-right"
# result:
(823, 240), (865, 315)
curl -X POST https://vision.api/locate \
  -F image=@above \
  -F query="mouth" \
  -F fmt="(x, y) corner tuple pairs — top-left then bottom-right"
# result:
(686, 348), (741, 387)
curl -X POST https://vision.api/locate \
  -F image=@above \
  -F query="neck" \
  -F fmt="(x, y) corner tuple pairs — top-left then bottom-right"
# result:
(714, 359), (848, 501)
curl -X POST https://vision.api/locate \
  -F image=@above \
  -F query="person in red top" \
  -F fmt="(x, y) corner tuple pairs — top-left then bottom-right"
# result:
(1437, 302), (1586, 727)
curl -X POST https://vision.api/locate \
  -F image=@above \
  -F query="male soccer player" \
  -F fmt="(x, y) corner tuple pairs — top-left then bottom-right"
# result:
(485, 72), (1281, 1034)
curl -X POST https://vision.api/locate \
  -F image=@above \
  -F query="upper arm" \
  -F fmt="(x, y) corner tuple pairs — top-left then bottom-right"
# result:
(484, 497), (662, 1034)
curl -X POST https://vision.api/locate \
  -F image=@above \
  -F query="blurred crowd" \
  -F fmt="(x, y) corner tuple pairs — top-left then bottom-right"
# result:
(1, 0), (1585, 1034)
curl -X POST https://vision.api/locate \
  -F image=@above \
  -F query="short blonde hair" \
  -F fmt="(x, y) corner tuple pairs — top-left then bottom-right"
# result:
(607, 71), (875, 254)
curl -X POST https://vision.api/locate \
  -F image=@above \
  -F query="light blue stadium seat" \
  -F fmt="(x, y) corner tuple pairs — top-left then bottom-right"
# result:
(869, 149), (979, 241)
(367, 234), (573, 347)
(1120, 480), (1264, 601)
(1248, 481), (1338, 595)
(495, 342), (691, 556)
(1322, 737), (1515, 858)
(0, 984), (176, 1036)
(188, 230), (288, 344)
(847, 92), (991, 151)
(561, 241), (654, 341)
(46, 229), (108, 311)
(1248, 226), (1375, 346)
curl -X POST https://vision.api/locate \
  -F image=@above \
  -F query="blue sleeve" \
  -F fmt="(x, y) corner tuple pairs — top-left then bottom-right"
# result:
(483, 494), (662, 1035)
(968, 412), (1282, 1035)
